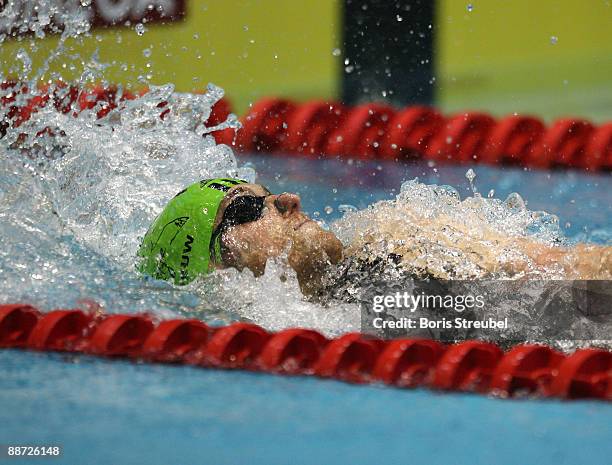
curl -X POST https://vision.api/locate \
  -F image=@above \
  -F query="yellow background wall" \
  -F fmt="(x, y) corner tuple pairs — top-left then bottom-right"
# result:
(0, 0), (342, 114)
(2, 0), (610, 121)
(436, 0), (612, 121)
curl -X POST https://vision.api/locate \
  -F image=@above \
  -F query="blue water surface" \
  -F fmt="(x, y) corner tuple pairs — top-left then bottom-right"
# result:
(2, 350), (611, 465)
(1, 155), (611, 465)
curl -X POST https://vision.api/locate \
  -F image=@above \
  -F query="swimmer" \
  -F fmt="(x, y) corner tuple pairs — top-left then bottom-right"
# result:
(138, 178), (342, 295)
(137, 178), (612, 296)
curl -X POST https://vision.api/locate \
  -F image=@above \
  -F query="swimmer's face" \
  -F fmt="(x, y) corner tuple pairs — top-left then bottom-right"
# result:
(213, 183), (342, 294)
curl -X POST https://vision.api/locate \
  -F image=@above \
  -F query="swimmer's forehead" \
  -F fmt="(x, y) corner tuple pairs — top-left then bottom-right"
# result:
(227, 183), (272, 197)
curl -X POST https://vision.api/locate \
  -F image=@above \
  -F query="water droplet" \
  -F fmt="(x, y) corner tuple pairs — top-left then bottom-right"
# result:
(396, 14), (403, 22)
(324, 206), (333, 214)
(467, 3), (473, 12)
(142, 48), (152, 58)
(550, 35), (558, 45)
(135, 23), (146, 36)
(465, 168), (478, 194)
(338, 204), (358, 214)
(504, 192), (526, 212)
(332, 48), (341, 56)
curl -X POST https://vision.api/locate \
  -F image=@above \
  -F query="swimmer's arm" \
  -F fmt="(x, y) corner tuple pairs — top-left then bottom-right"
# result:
(428, 214), (612, 279)
(517, 240), (612, 279)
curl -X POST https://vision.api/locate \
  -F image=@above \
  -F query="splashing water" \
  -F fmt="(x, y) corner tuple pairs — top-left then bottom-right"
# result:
(334, 179), (567, 261)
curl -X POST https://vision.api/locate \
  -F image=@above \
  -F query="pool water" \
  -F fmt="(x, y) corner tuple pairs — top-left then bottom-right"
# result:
(2, 349), (611, 465)
(2, 154), (611, 465)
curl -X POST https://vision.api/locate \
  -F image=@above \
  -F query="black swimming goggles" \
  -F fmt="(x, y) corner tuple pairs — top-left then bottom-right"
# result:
(219, 194), (268, 227)
(210, 193), (270, 262)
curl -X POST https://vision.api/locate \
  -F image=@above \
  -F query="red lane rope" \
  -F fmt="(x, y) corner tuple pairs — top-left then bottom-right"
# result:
(3, 82), (610, 171)
(1, 304), (610, 401)
(217, 98), (612, 172)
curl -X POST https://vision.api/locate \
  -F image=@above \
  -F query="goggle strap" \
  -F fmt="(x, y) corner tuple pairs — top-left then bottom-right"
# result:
(209, 226), (223, 269)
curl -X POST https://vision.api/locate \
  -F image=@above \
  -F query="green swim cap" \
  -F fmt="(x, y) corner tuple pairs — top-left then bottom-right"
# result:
(137, 178), (247, 285)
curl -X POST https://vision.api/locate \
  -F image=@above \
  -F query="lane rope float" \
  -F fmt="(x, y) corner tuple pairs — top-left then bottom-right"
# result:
(1, 304), (610, 401)
(222, 98), (612, 172)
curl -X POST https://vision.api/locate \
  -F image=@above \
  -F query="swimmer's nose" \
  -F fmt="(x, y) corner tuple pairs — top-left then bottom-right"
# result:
(274, 193), (301, 216)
